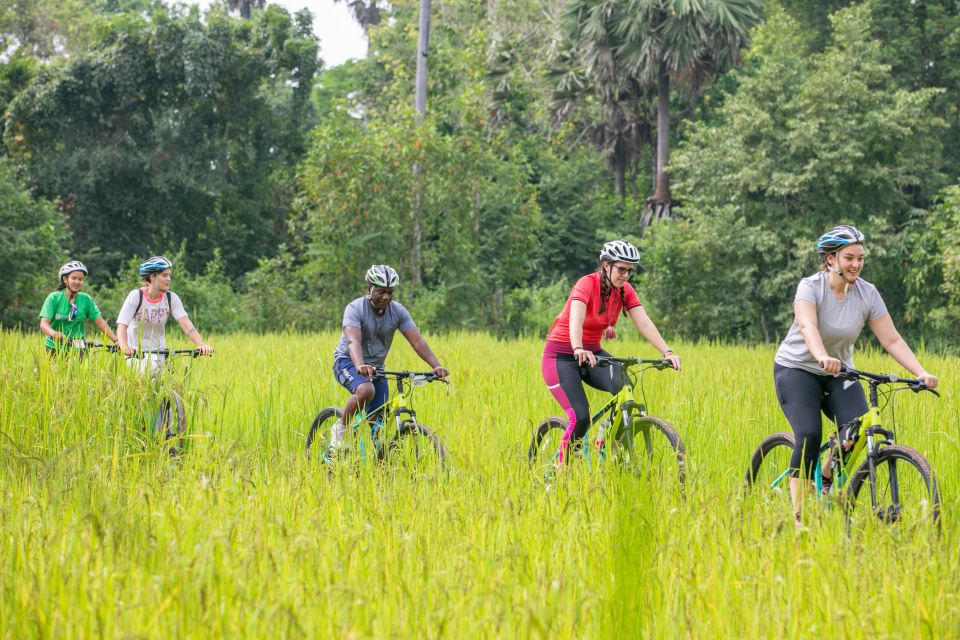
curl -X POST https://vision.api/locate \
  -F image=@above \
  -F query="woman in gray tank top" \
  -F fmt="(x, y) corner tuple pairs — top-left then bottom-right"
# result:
(773, 225), (938, 528)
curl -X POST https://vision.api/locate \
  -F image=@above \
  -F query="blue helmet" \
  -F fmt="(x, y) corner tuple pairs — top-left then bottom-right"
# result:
(817, 225), (864, 261)
(139, 255), (173, 277)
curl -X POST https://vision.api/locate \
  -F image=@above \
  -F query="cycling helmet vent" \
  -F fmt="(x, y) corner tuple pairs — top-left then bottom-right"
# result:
(365, 264), (400, 288)
(59, 260), (88, 278)
(599, 240), (640, 265)
(817, 225), (865, 260)
(139, 256), (173, 276)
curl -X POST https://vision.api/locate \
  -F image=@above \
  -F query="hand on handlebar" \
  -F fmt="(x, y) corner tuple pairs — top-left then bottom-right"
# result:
(819, 356), (843, 375)
(432, 366), (450, 379)
(917, 372), (938, 390)
(664, 353), (681, 371)
(575, 348), (596, 367)
(358, 364), (377, 378)
(196, 343), (214, 356)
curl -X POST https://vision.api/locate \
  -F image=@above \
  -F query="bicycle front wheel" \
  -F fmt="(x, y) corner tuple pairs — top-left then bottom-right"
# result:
(846, 444), (941, 533)
(305, 407), (342, 460)
(616, 414), (686, 491)
(156, 390), (186, 455)
(386, 422), (446, 471)
(743, 432), (795, 510)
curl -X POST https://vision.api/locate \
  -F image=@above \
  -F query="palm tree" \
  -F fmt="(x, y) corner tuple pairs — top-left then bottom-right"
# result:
(552, 0), (654, 199)
(616, 0), (762, 225)
(333, 0), (383, 31)
(226, 0), (264, 20)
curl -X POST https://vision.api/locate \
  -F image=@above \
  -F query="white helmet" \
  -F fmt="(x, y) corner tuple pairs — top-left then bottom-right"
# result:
(599, 240), (640, 265)
(365, 264), (400, 288)
(59, 260), (88, 278)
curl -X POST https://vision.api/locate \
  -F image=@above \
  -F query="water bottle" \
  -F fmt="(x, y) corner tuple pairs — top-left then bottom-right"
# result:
(595, 417), (610, 450)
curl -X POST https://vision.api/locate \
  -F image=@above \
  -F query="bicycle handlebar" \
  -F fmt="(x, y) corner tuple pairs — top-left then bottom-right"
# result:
(372, 369), (449, 384)
(84, 342), (209, 359)
(594, 355), (675, 370)
(838, 365), (939, 396)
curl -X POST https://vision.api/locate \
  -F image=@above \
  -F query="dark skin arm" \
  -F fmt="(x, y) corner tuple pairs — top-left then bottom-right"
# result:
(401, 327), (449, 378)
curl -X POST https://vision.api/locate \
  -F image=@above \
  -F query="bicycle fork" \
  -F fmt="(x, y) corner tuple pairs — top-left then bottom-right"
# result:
(864, 425), (898, 522)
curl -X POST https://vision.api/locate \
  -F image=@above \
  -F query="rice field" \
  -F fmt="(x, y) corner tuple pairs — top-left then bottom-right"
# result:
(1, 330), (958, 638)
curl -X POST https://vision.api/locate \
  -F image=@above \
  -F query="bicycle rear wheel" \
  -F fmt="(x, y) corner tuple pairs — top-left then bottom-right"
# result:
(846, 444), (941, 533)
(386, 422), (446, 471)
(744, 432), (796, 509)
(155, 390), (186, 455)
(527, 417), (567, 464)
(305, 407), (342, 461)
(615, 414), (686, 491)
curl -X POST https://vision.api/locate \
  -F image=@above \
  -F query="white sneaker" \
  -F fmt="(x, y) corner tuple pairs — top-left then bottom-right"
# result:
(329, 420), (346, 449)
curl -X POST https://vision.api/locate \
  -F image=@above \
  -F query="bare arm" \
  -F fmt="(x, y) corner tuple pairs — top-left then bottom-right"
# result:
(627, 305), (680, 370)
(569, 300), (596, 366)
(401, 327), (448, 378)
(39, 317), (63, 341)
(176, 316), (213, 355)
(869, 313), (938, 388)
(117, 323), (135, 356)
(94, 316), (118, 344)
(794, 300), (840, 374)
(343, 325), (374, 377)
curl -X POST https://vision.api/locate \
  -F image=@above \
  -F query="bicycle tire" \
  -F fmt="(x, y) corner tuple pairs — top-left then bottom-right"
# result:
(305, 407), (343, 459)
(527, 416), (567, 464)
(745, 432), (796, 487)
(616, 413), (686, 490)
(386, 422), (446, 469)
(155, 390), (186, 455)
(846, 444), (941, 532)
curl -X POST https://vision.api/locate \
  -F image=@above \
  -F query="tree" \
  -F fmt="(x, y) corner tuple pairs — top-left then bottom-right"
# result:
(640, 4), (946, 341)
(0, 160), (66, 328)
(226, 0), (264, 20)
(615, 0), (763, 225)
(5, 5), (319, 278)
(551, 0), (654, 199)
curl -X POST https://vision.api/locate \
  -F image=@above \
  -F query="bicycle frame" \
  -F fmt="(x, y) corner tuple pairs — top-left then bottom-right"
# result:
(346, 370), (443, 460)
(766, 367), (936, 498)
(584, 357), (672, 456)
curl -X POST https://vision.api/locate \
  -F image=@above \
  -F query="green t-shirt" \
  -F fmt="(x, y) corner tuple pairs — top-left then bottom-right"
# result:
(38, 290), (102, 350)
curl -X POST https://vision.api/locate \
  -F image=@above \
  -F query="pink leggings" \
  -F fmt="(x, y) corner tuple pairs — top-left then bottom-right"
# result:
(541, 345), (623, 462)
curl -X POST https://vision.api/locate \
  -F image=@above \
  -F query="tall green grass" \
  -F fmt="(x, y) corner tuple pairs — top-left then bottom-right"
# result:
(1, 330), (958, 637)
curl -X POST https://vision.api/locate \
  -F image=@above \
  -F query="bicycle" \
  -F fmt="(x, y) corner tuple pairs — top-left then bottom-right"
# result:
(745, 365), (942, 531)
(528, 355), (685, 490)
(85, 343), (207, 455)
(305, 369), (448, 469)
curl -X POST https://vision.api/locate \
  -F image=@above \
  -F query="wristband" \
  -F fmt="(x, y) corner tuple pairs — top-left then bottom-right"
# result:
(572, 346), (584, 354)
(661, 348), (674, 356)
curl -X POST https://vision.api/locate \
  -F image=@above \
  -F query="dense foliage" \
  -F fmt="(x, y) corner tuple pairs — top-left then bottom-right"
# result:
(0, 0), (958, 344)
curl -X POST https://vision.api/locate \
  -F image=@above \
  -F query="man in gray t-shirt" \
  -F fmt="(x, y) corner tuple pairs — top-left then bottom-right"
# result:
(328, 265), (449, 453)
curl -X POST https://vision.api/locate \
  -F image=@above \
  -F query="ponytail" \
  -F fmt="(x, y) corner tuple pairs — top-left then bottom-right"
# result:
(596, 261), (629, 317)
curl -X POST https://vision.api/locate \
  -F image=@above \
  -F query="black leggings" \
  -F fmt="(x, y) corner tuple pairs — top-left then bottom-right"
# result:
(773, 363), (867, 479)
(542, 349), (625, 449)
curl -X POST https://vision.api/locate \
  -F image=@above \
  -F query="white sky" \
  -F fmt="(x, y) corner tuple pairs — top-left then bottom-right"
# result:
(188, 0), (368, 67)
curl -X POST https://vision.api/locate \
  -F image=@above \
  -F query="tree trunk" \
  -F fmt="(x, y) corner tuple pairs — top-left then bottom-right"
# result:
(410, 0), (432, 289)
(642, 63), (673, 226)
(240, 0), (251, 19)
(415, 0), (432, 124)
(614, 162), (625, 200)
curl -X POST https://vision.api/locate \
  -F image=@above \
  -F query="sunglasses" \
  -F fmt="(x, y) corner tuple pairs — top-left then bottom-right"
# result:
(613, 266), (636, 277)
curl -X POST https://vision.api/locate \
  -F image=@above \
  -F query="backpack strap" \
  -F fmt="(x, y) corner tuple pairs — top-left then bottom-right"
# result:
(133, 288), (144, 318)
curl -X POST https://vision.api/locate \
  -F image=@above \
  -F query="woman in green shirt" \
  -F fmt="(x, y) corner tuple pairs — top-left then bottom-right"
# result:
(39, 260), (118, 355)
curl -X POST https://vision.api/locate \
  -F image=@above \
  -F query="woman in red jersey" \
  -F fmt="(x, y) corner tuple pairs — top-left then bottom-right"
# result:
(542, 240), (681, 463)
